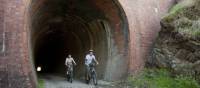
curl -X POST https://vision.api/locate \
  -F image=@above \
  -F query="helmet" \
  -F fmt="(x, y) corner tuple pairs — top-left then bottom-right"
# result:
(89, 49), (93, 52)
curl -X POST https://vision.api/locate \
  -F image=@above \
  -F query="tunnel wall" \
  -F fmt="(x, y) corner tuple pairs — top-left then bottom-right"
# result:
(90, 0), (130, 80)
(0, 0), (175, 87)
(0, 0), (37, 88)
(118, 0), (175, 74)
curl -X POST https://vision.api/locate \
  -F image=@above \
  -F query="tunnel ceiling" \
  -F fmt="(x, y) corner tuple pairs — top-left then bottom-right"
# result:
(30, 0), (111, 47)
(32, 0), (104, 29)
(40, 0), (104, 19)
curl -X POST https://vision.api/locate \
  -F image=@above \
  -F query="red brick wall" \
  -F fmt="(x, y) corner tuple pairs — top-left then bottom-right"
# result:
(119, 0), (175, 74)
(0, 0), (36, 88)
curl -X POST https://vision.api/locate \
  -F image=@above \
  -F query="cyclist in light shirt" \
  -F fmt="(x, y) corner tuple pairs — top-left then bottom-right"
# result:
(85, 50), (99, 80)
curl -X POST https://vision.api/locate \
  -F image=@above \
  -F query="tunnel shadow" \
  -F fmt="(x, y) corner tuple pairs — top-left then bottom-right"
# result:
(33, 19), (108, 79)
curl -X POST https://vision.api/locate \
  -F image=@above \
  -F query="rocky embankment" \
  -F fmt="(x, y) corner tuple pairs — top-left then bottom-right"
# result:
(150, 0), (200, 77)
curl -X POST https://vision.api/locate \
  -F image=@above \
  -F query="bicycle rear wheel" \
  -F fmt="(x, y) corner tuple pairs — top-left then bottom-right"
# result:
(70, 71), (73, 83)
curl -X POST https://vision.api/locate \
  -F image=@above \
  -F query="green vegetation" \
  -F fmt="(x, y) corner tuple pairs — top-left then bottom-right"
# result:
(169, 0), (195, 15)
(169, 2), (184, 15)
(174, 18), (200, 39)
(38, 79), (45, 88)
(162, 0), (200, 39)
(163, 0), (194, 22)
(128, 68), (200, 88)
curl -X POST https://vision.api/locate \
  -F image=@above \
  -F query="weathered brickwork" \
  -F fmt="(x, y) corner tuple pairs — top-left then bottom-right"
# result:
(90, 0), (130, 80)
(0, 0), (5, 55)
(0, 0), (36, 88)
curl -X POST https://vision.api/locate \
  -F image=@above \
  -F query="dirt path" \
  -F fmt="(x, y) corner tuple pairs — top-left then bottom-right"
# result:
(41, 75), (126, 88)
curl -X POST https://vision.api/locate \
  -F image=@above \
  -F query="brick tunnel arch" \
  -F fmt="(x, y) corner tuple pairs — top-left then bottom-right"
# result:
(30, 0), (129, 80)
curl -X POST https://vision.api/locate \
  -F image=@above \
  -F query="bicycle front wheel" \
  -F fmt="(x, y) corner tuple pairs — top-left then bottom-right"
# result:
(92, 72), (97, 85)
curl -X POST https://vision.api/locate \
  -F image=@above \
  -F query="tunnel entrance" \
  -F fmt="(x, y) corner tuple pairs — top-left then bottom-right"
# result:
(33, 17), (109, 78)
(30, 0), (129, 80)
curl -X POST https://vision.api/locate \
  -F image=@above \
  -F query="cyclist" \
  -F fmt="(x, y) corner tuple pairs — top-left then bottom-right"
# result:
(65, 54), (76, 75)
(85, 50), (99, 80)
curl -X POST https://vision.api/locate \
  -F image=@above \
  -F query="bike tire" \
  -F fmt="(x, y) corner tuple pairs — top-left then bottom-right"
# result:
(70, 71), (73, 83)
(66, 73), (70, 81)
(70, 78), (72, 83)
(92, 72), (97, 85)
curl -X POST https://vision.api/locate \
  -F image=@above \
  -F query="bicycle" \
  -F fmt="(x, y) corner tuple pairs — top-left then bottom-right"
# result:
(66, 64), (73, 83)
(86, 63), (97, 85)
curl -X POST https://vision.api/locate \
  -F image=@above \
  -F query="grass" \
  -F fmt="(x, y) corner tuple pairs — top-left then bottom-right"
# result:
(128, 68), (200, 88)
(169, 2), (184, 15)
(162, 0), (192, 22)
(38, 79), (45, 88)
(161, 0), (200, 39)
(169, 0), (195, 15)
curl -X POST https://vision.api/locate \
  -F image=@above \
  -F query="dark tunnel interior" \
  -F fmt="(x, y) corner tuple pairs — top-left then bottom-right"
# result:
(30, 0), (129, 80)
(33, 19), (108, 78)
(31, 0), (109, 79)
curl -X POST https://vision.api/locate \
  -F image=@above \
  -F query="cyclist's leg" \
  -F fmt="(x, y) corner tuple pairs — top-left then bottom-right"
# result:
(67, 65), (70, 74)
(85, 65), (89, 80)
(71, 65), (73, 79)
(66, 65), (69, 74)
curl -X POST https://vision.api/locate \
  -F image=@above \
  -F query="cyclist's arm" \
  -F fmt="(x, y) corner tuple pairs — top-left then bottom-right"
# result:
(93, 56), (99, 65)
(72, 58), (77, 65)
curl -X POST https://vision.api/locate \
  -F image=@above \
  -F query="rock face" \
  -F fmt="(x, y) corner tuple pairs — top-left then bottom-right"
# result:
(150, 0), (200, 76)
